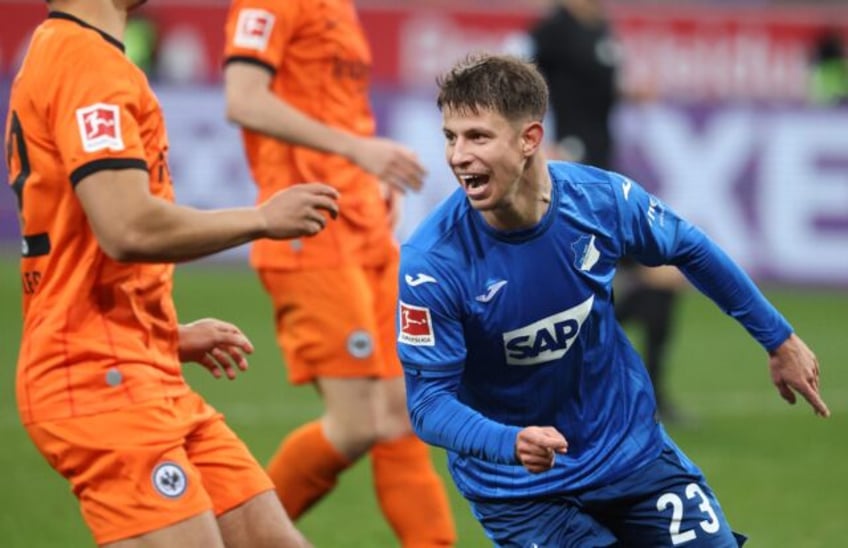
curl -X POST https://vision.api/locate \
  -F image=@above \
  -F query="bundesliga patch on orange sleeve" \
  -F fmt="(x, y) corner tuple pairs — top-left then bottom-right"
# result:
(234, 9), (275, 50)
(398, 302), (435, 346)
(75, 103), (124, 152)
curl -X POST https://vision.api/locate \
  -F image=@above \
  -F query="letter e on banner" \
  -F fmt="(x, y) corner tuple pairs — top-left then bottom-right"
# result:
(398, 301), (435, 346)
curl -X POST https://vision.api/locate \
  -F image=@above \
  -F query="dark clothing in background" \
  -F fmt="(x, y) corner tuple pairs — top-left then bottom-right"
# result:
(528, 5), (684, 421)
(529, 6), (618, 168)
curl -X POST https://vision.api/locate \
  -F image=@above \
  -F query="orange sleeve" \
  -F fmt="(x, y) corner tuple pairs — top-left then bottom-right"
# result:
(49, 40), (147, 185)
(223, 0), (302, 72)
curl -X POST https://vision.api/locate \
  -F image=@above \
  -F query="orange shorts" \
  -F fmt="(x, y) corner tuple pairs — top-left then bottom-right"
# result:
(258, 246), (403, 385)
(24, 391), (274, 545)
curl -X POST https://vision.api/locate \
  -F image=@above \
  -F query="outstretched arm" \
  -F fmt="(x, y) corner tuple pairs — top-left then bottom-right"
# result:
(615, 175), (830, 418)
(671, 233), (830, 418)
(76, 169), (338, 263)
(224, 62), (425, 192)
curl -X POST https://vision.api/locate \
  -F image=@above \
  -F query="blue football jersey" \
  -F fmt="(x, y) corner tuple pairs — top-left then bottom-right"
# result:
(397, 161), (791, 501)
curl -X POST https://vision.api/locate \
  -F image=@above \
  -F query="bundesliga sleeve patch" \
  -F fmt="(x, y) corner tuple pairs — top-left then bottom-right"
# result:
(398, 301), (435, 346)
(76, 103), (124, 152)
(234, 8), (275, 50)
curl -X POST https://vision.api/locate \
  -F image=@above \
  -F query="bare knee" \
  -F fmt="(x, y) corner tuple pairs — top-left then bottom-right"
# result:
(102, 511), (223, 548)
(323, 409), (380, 458)
(318, 377), (382, 458)
(362, 376), (412, 443)
(218, 491), (309, 548)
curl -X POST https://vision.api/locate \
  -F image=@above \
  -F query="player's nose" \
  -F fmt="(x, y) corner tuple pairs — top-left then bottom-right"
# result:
(448, 141), (473, 168)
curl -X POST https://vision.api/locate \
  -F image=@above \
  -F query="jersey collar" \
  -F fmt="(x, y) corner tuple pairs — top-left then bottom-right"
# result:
(473, 176), (559, 244)
(48, 11), (125, 52)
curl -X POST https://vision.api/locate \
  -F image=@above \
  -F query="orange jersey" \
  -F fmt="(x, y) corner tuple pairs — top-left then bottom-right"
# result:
(224, 0), (392, 270)
(5, 13), (188, 424)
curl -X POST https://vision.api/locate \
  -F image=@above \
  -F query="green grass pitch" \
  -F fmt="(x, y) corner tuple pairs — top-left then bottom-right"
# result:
(0, 257), (845, 547)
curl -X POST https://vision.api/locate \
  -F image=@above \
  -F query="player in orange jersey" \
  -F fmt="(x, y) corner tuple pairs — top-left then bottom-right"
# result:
(5, 1), (339, 546)
(223, 1), (456, 545)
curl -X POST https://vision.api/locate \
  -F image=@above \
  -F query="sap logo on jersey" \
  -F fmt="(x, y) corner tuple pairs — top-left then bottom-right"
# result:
(502, 296), (594, 366)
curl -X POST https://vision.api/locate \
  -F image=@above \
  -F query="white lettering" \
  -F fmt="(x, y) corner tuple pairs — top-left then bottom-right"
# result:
(503, 297), (593, 366)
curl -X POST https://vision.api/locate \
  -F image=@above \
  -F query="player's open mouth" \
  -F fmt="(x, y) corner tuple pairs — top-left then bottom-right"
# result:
(459, 173), (490, 190)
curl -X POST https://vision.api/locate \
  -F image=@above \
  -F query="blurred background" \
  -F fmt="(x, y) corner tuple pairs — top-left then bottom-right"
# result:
(1, 1), (847, 546)
(1, 0), (847, 278)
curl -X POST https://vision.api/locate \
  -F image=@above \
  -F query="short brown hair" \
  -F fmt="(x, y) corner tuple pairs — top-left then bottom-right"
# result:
(436, 53), (548, 121)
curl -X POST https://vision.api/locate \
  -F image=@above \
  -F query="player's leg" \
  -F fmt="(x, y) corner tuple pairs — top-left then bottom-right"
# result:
(639, 286), (678, 414)
(370, 377), (456, 547)
(102, 513), (223, 548)
(259, 267), (384, 519)
(589, 433), (745, 547)
(24, 399), (224, 547)
(470, 497), (619, 548)
(368, 249), (457, 547)
(217, 491), (309, 548)
(615, 265), (683, 420)
(266, 375), (385, 518)
(178, 391), (309, 547)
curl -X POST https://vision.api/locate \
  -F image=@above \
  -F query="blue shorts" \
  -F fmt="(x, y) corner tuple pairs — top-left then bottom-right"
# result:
(470, 438), (747, 548)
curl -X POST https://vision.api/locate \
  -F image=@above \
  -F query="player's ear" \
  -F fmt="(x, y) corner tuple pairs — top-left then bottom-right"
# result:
(520, 120), (544, 158)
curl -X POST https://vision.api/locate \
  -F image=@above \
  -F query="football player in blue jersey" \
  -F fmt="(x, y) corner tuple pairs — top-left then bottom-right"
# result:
(396, 53), (830, 548)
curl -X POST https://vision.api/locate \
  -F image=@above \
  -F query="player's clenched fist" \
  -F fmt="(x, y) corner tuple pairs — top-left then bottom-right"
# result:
(259, 182), (340, 239)
(515, 426), (569, 474)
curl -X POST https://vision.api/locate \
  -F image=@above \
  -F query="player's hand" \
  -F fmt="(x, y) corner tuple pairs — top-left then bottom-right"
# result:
(178, 318), (254, 380)
(768, 333), (830, 417)
(515, 426), (568, 474)
(349, 136), (426, 192)
(259, 183), (340, 239)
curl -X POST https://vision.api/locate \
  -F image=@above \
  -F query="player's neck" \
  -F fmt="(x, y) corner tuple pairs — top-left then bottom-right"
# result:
(483, 157), (552, 232)
(49, 0), (127, 42)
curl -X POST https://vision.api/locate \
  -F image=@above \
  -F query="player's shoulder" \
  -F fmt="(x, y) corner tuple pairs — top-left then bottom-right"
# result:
(400, 189), (477, 284)
(44, 15), (122, 59)
(549, 160), (628, 200)
(402, 188), (470, 254)
(549, 160), (617, 187)
(548, 161), (639, 228)
(23, 15), (132, 85)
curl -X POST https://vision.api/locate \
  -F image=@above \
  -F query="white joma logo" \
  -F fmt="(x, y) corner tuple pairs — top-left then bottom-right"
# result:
(405, 273), (437, 287)
(622, 177), (633, 200)
(476, 280), (508, 303)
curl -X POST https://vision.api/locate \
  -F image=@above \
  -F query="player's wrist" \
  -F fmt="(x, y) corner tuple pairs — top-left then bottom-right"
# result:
(250, 206), (271, 239)
(334, 131), (358, 161)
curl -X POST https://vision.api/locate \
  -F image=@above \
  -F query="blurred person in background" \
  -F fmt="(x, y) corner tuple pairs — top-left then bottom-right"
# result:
(808, 29), (848, 105)
(5, 0), (341, 546)
(398, 52), (830, 547)
(124, 11), (159, 79)
(526, 0), (687, 422)
(222, 1), (456, 545)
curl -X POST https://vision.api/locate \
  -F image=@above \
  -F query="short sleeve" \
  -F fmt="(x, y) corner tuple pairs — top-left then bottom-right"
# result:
(50, 43), (147, 185)
(223, 0), (302, 72)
